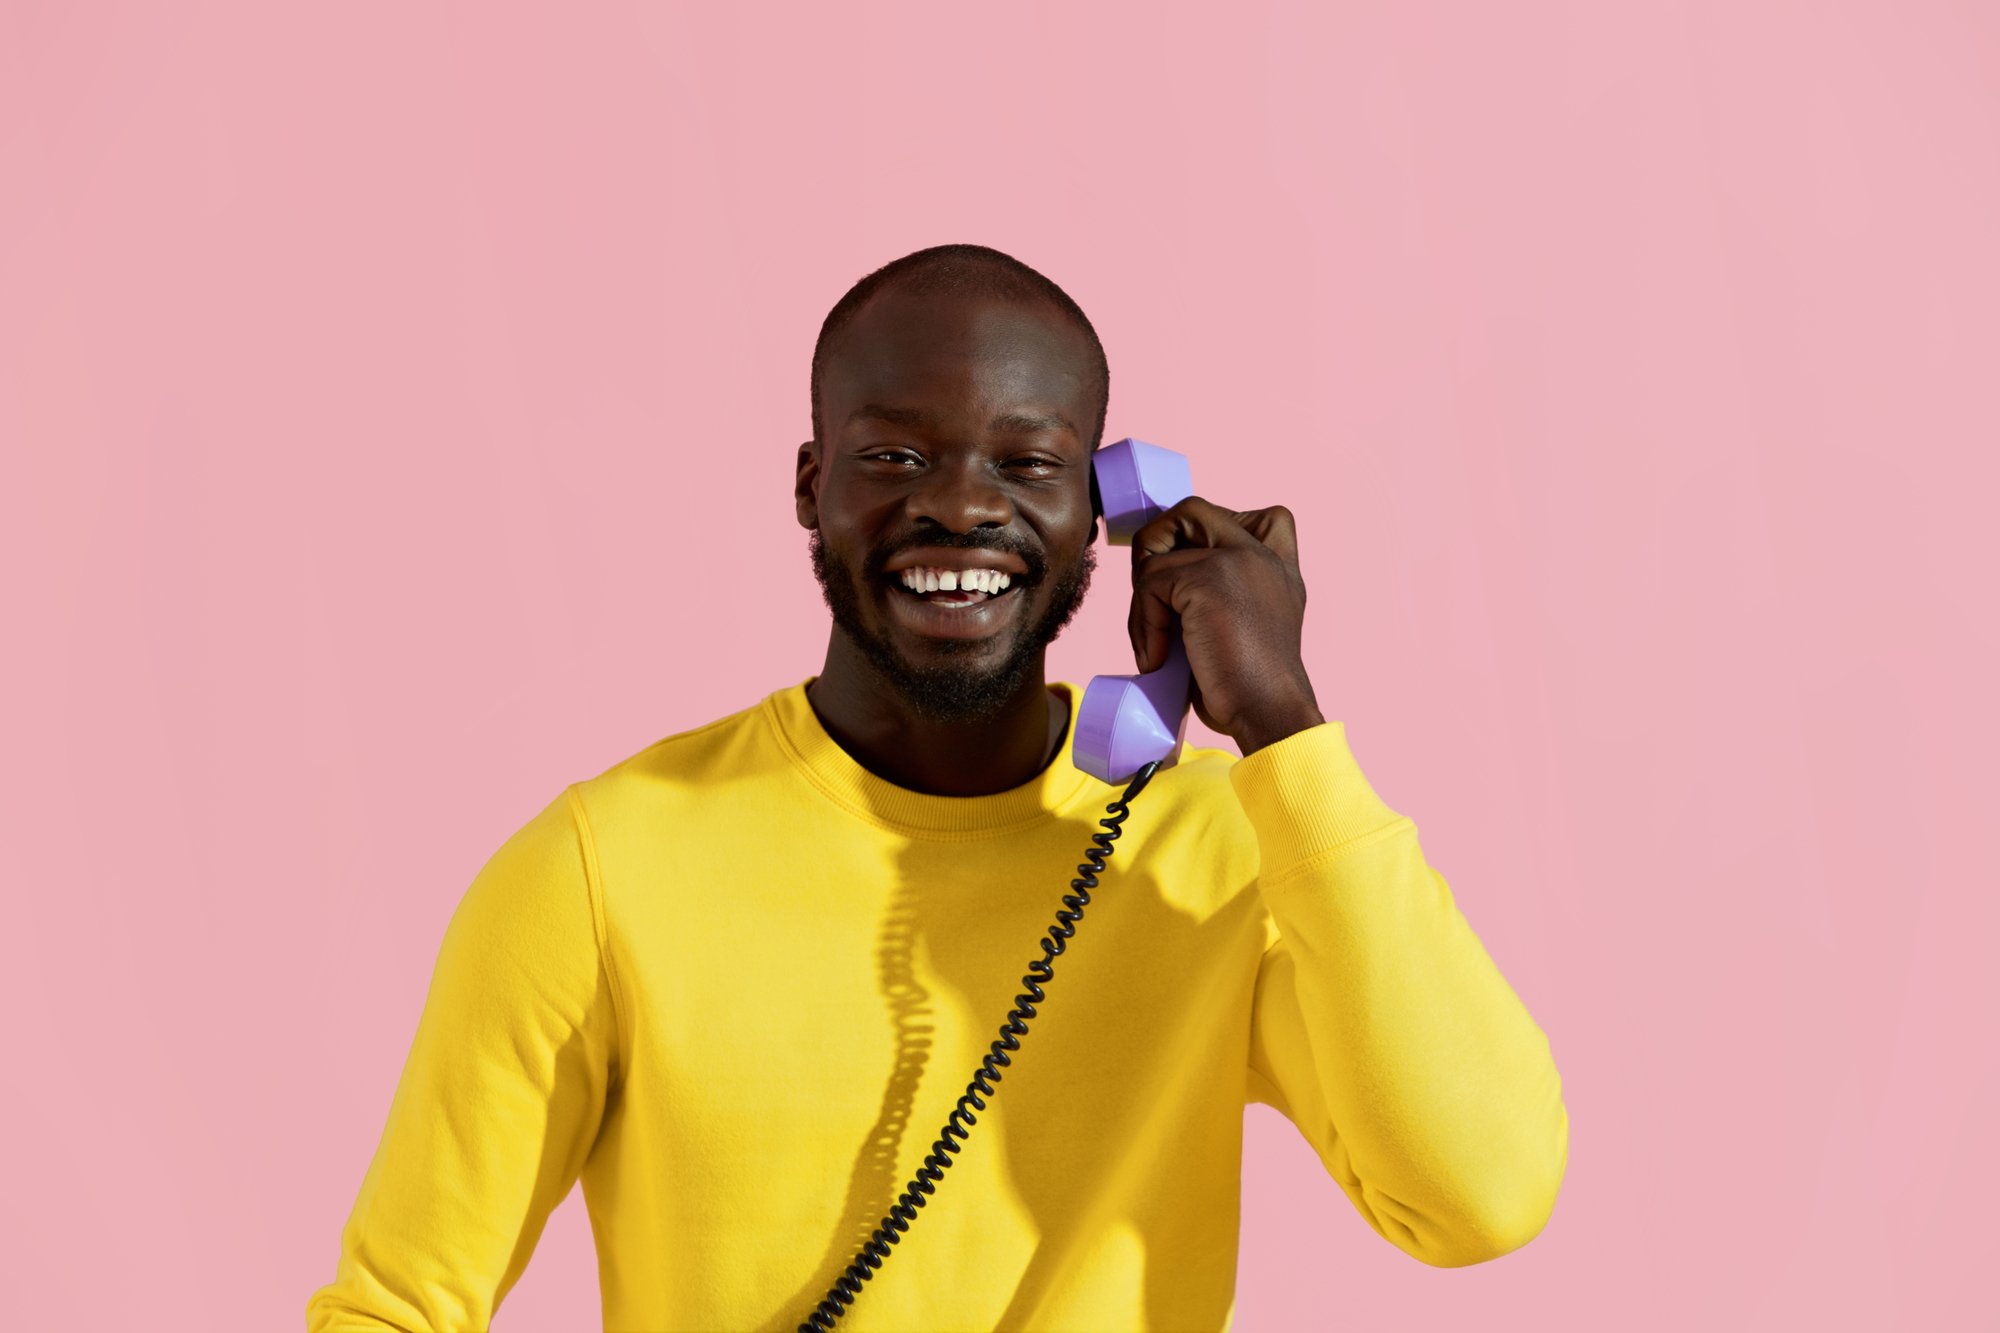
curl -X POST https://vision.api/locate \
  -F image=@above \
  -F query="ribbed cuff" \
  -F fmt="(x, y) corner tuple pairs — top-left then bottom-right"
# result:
(1228, 720), (1407, 884)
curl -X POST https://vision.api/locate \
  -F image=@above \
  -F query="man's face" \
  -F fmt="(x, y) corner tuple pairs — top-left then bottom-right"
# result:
(798, 287), (1101, 722)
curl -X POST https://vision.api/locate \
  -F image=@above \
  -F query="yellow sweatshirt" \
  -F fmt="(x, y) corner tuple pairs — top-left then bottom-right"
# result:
(306, 678), (1568, 1332)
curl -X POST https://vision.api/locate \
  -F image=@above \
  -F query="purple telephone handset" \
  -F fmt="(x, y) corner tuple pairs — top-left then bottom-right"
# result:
(1074, 438), (1195, 785)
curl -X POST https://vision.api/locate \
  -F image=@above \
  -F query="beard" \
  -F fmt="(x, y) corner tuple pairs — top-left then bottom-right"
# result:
(809, 528), (1097, 723)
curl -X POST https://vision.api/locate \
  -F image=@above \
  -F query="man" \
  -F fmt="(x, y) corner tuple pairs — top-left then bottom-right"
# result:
(306, 244), (1569, 1332)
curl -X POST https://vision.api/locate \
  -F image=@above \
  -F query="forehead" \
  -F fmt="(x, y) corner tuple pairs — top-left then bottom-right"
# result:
(822, 288), (1094, 428)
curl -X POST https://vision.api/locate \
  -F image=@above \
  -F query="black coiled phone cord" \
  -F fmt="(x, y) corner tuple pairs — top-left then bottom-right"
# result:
(797, 759), (1162, 1333)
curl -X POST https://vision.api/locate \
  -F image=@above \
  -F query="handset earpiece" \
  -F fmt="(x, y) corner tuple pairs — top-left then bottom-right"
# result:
(1073, 438), (1195, 784)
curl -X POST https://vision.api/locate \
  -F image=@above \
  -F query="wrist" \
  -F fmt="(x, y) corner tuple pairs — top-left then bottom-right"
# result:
(1231, 683), (1325, 756)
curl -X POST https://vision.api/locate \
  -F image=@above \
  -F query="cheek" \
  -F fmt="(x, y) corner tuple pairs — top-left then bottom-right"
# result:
(1027, 493), (1096, 548)
(817, 480), (900, 539)
(820, 526), (889, 596)
(1054, 510), (1100, 564)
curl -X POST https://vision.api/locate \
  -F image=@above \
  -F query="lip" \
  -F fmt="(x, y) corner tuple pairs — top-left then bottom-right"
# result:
(882, 546), (1030, 576)
(880, 579), (1025, 642)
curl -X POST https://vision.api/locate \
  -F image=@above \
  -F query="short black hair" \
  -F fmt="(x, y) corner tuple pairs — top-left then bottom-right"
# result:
(809, 243), (1110, 449)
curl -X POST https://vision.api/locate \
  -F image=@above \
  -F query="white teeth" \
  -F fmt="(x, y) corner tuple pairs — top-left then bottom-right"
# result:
(895, 566), (1015, 596)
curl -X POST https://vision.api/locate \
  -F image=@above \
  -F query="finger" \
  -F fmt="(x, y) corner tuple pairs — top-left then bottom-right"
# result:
(1125, 547), (1211, 672)
(1231, 504), (1300, 565)
(1129, 559), (1179, 674)
(1130, 495), (1264, 562)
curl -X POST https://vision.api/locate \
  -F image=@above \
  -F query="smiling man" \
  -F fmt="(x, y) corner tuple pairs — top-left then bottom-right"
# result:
(307, 244), (1569, 1333)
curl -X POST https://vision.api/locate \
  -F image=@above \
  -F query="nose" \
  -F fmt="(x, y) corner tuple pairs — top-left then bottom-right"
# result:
(906, 456), (1014, 532)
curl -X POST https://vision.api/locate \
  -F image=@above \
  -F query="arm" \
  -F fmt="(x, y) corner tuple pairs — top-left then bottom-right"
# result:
(1120, 492), (1567, 1263)
(305, 786), (626, 1331)
(1237, 721), (1569, 1267)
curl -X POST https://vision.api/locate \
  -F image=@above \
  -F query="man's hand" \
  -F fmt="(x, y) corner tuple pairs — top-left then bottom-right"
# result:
(1127, 495), (1326, 756)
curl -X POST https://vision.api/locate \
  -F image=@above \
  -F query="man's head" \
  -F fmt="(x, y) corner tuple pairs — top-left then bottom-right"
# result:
(798, 244), (1109, 723)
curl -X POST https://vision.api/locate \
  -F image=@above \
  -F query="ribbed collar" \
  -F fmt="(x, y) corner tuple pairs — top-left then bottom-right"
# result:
(762, 676), (1098, 840)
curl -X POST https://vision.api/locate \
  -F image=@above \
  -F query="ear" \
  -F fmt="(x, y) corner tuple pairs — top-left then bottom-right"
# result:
(794, 438), (822, 530)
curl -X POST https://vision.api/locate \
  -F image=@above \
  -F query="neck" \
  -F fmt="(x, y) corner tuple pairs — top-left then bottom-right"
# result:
(805, 636), (1068, 797)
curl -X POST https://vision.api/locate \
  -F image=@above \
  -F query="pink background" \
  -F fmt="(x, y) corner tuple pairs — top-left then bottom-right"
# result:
(3, 3), (1995, 1330)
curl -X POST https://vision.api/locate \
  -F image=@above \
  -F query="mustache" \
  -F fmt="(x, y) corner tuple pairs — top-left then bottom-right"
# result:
(863, 533), (1045, 584)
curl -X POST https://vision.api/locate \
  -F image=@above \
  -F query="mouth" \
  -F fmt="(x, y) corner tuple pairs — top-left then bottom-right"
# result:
(880, 564), (1026, 641)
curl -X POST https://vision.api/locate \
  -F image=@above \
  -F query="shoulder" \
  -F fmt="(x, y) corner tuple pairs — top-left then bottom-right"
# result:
(1092, 741), (1263, 914)
(563, 683), (794, 843)
(1133, 741), (1254, 832)
(443, 784), (600, 971)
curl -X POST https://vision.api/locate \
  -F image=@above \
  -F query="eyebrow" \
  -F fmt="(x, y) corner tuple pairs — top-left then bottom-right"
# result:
(848, 404), (1077, 436)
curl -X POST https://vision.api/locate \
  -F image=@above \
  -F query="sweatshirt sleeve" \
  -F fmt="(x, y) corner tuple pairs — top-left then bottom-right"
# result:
(1234, 722), (1568, 1268)
(305, 785), (626, 1331)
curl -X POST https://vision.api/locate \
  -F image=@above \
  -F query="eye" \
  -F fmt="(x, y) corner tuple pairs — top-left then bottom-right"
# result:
(1005, 456), (1062, 475)
(867, 448), (923, 466)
